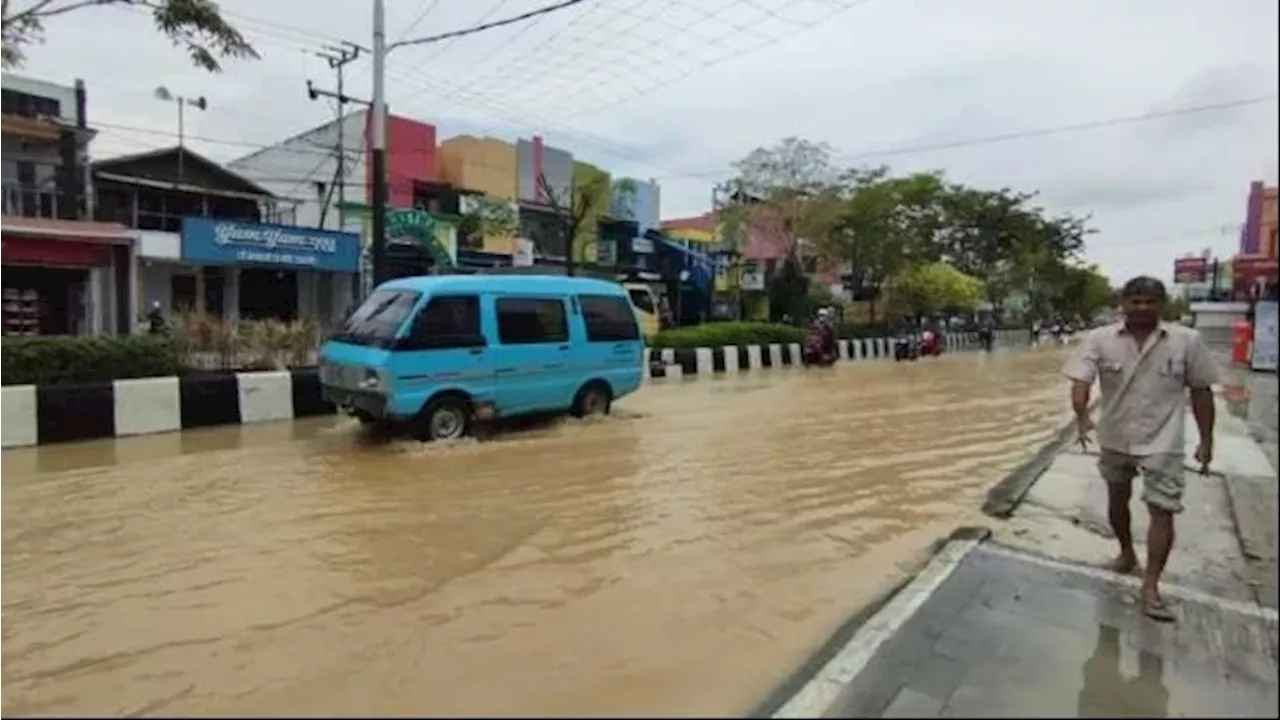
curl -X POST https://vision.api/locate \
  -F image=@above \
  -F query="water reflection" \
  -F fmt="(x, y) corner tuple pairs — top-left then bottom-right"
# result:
(3, 348), (1072, 717)
(1078, 625), (1169, 718)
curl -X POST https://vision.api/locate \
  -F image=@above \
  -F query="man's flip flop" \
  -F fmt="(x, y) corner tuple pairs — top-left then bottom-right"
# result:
(1141, 596), (1176, 623)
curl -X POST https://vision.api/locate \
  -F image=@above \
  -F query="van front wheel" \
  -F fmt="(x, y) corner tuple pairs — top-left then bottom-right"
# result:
(571, 383), (612, 418)
(414, 396), (471, 442)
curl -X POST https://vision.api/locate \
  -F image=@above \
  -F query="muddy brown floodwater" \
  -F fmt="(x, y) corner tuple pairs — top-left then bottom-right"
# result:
(3, 347), (1072, 717)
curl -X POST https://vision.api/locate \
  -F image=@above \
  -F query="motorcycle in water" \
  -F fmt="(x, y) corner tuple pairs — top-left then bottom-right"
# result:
(978, 326), (995, 352)
(920, 329), (943, 357)
(893, 333), (921, 362)
(801, 325), (838, 367)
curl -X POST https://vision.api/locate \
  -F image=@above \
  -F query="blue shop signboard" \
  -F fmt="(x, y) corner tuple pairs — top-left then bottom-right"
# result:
(180, 217), (360, 273)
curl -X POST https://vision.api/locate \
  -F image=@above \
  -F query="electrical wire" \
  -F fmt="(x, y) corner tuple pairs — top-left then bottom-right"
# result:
(390, 0), (591, 50)
(86, 94), (1278, 185)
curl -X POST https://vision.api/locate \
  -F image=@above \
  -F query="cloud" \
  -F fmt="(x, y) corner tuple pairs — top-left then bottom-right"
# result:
(7, 0), (1277, 285)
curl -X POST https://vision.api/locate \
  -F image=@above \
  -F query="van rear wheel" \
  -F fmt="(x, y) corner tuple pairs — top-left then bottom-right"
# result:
(413, 396), (471, 442)
(571, 383), (612, 418)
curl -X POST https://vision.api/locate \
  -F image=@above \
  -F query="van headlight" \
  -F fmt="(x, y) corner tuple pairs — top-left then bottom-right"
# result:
(358, 368), (382, 389)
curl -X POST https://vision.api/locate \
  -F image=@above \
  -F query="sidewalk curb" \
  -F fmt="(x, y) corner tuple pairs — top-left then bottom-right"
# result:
(982, 409), (1090, 519)
(748, 526), (990, 719)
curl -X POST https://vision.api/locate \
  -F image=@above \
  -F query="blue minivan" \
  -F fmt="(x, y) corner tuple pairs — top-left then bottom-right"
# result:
(319, 275), (645, 441)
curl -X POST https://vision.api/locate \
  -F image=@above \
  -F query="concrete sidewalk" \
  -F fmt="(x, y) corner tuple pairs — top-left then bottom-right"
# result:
(765, 396), (1279, 719)
(805, 542), (1277, 718)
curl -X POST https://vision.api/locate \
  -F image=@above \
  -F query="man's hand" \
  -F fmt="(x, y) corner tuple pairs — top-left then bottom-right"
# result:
(1194, 439), (1213, 474)
(1076, 415), (1095, 451)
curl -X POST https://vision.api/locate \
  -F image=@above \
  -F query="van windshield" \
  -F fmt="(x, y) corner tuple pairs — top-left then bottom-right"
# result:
(331, 289), (420, 347)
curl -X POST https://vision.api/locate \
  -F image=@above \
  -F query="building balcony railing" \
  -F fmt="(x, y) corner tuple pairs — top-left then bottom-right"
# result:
(92, 204), (296, 232)
(2, 182), (60, 219)
(0, 113), (62, 142)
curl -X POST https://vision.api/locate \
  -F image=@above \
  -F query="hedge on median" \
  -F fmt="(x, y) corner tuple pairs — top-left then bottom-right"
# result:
(1, 334), (183, 387)
(648, 321), (808, 350)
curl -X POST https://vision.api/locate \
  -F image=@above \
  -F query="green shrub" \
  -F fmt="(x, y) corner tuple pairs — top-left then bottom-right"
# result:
(649, 322), (807, 349)
(1, 334), (183, 387)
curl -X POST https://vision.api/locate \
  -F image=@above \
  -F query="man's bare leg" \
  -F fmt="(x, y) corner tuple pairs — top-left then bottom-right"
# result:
(1141, 505), (1176, 621)
(1106, 480), (1139, 573)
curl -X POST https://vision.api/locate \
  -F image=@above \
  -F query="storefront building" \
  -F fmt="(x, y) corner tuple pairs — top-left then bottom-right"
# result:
(2, 216), (136, 336)
(171, 217), (360, 324)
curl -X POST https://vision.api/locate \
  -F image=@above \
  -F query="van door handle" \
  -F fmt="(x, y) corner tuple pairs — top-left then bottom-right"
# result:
(558, 345), (569, 351)
(468, 347), (484, 355)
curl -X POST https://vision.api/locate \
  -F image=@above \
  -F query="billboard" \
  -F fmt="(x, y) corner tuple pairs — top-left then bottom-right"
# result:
(1173, 257), (1208, 284)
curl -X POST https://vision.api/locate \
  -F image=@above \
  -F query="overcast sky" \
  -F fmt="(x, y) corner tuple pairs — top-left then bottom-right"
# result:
(10, 0), (1278, 282)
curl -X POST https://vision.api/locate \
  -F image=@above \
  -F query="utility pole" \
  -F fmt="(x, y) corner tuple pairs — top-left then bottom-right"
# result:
(370, 0), (389, 288)
(308, 43), (363, 235)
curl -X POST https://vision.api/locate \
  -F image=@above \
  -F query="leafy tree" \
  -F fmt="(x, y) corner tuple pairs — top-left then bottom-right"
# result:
(937, 187), (1092, 309)
(768, 254), (810, 322)
(717, 137), (837, 259)
(935, 186), (1036, 305)
(886, 262), (983, 318)
(3, 0), (258, 71)
(814, 167), (948, 321)
(538, 169), (609, 277)
(458, 195), (517, 251)
(1053, 263), (1113, 321)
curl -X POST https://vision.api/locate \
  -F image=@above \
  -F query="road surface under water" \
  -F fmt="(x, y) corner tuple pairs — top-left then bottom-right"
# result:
(3, 347), (1071, 717)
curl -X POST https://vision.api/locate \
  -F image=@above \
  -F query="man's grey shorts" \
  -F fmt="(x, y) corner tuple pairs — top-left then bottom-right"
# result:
(1097, 448), (1186, 514)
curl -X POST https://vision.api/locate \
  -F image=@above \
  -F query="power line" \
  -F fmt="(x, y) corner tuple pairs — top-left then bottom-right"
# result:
(389, 0), (591, 51)
(87, 94), (1278, 183)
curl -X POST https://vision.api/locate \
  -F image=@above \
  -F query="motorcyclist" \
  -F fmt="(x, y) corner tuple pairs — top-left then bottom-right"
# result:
(978, 315), (995, 351)
(816, 308), (838, 357)
(804, 308), (838, 365)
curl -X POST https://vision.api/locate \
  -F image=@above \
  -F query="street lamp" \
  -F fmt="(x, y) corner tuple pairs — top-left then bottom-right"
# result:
(154, 86), (207, 181)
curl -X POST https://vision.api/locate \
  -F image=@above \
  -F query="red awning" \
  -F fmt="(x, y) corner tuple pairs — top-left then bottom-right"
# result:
(1, 236), (110, 266)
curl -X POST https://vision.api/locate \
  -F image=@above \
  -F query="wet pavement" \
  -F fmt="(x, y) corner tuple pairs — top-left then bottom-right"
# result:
(1219, 366), (1280, 612)
(821, 544), (1279, 719)
(2, 347), (1073, 717)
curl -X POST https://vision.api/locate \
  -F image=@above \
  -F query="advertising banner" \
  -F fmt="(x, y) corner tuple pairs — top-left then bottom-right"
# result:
(1252, 300), (1278, 372)
(180, 218), (360, 272)
(1173, 257), (1208, 284)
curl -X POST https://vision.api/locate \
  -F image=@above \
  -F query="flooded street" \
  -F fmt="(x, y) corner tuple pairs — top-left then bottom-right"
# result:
(4, 348), (1072, 717)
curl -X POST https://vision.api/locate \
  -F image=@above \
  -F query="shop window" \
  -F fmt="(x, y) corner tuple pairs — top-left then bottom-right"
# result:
(239, 269), (298, 321)
(579, 294), (640, 342)
(496, 297), (568, 345)
(171, 274), (197, 313)
(411, 296), (480, 347)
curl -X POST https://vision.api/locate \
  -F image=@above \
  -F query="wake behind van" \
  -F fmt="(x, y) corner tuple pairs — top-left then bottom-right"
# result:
(320, 275), (645, 441)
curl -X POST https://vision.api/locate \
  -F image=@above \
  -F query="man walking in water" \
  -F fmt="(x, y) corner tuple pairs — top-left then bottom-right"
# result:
(1062, 276), (1218, 622)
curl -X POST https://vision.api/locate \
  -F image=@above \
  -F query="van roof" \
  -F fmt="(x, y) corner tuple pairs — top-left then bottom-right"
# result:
(378, 274), (630, 296)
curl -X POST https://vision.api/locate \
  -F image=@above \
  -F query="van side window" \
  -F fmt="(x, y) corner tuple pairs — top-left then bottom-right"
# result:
(496, 297), (568, 344)
(412, 295), (480, 347)
(579, 294), (641, 342)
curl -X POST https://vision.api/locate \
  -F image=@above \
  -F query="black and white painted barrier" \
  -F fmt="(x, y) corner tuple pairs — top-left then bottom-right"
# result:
(0, 330), (1026, 449)
(645, 329), (1026, 379)
(1, 369), (333, 450)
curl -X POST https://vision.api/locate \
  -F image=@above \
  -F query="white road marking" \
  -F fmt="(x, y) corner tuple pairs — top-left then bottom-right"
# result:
(771, 538), (982, 719)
